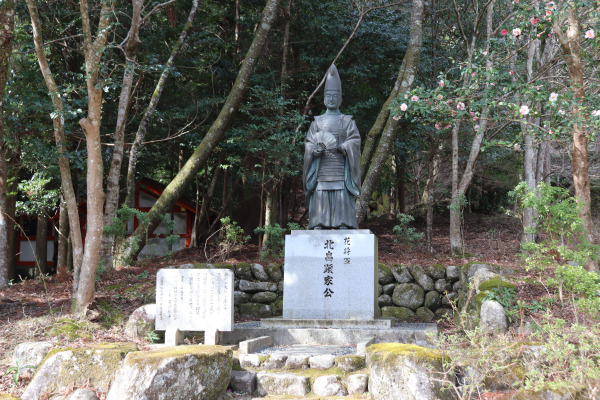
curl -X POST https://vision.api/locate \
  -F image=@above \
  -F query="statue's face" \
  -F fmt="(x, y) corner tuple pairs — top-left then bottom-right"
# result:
(324, 90), (342, 110)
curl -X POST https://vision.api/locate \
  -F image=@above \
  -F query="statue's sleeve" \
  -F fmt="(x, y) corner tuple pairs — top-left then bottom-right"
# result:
(303, 120), (320, 198)
(340, 117), (361, 195)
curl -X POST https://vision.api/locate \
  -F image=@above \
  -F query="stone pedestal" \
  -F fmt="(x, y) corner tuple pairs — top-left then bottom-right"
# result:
(282, 230), (379, 320)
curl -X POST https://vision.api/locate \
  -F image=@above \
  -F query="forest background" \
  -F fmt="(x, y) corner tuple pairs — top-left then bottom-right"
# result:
(0, 0), (599, 319)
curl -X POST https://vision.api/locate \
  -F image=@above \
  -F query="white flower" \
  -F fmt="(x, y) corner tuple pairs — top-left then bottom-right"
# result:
(400, 103), (408, 111)
(393, 115), (401, 121)
(435, 123), (441, 130)
(558, 109), (565, 115)
(513, 28), (522, 37)
(439, 80), (445, 88)
(103, 86), (109, 93)
(514, 143), (521, 151)
(410, 95), (419, 102)
(457, 102), (466, 110)
(474, 124), (480, 130)
(404, 94), (409, 99)
(591, 110), (600, 117)
(520, 105), (530, 115)
(549, 92), (558, 102)
(585, 29), (595, 39)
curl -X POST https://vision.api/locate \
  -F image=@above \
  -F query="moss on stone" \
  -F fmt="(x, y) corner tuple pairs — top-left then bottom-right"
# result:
(366, 343), (443, 367)
(211, 263), (235, 270)
(478, 277), (517, 292)
(271, 297), (283, 316)
(334, 355), (366, 372)
(381, 306), (415, 321)
(193, 263), (209, 269)
(34, 343), (138, 391)
(427, 264), (446, 279)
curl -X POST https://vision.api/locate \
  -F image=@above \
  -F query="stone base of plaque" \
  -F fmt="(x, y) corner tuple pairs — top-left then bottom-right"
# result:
(261, 317), (393, 329)
(282, 229), (379, 320)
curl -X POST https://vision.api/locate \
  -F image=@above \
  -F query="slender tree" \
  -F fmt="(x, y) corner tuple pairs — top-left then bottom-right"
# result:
(119, 0), (281, 263)
(0, 0), (16, 289)
(356, 0), (425, 222)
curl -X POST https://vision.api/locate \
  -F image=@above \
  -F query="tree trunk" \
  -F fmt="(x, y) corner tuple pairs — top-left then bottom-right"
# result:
(26, 0), (84, 291)
(0, 0), (15, 289)
(396, 153), (406, 214)
(448, 0), (494, 255)
(356, 0), (424, 223)
(552, 7), (597, 271)
(71, 0), (115, 316)
(120, 0), (281, 263)
(57, 198), (69, 276)
(425, 137), (442, 253)
(124, 0), (200, 208)
(102, 0), (145, 255)
(35, 214), (48, 276)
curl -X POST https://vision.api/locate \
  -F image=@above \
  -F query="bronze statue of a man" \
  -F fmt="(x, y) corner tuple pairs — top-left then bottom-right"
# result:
(303, 64), (361, 229)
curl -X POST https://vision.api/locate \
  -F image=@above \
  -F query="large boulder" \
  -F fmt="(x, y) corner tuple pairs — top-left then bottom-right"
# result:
(13, 341), (53, 372)
(106, 345), (232, 400)
(392, 283), (424, 310)
(229, 370), (257, 394)
(445, 265), (459, 281)
(378, 294), (393, 307)
(366, 343), (451, 400)
(124, 304), (156, 339)
(22, 343), (137, 400)
(408, 265), (434, 291)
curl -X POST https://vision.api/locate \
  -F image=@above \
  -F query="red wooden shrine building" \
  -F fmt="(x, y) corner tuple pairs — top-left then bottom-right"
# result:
(15, 178), (197, 276)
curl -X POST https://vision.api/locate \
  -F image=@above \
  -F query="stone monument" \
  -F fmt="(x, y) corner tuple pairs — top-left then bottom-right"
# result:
(282, 64), (381, 322)
(156, 268), (234, 345)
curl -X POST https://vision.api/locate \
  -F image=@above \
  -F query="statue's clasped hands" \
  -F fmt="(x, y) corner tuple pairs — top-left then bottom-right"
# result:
(313, 144), (346, 157)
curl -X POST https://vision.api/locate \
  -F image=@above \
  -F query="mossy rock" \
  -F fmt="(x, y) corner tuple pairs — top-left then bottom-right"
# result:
(106, 345), (233, 400)
(334, 355), (366, 372)
(235, 262), (254, 280)
(478, 277), (517, 292)
(381, 306), (415, 321)
(271, 297), (283, 316)
(427, 264), (446, 279)
(23, 343), (138, 400)
(378, 264), (394, 285)
(366, 343), (451, 400)
(240, 303), (272, 318)
(266, 263), (283, 282)
(415, 307), (435, 322)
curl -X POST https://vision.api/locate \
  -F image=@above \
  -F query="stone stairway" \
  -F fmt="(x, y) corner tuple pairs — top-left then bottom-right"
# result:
(229, 346), (370, 398)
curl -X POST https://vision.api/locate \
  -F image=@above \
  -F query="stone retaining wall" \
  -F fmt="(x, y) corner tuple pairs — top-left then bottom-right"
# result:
(193, 261), (465, 322)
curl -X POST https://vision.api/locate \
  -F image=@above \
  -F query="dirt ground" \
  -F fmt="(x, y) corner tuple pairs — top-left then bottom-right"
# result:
(0, 213), (581, 397)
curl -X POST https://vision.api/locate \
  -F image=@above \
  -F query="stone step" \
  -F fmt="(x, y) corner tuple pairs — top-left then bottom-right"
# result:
(224, 321), (437, 348)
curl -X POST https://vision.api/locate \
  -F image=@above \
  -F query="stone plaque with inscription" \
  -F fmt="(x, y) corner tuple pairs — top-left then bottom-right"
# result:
(156, 269), (233, 345)
(282, 230), (378, 320)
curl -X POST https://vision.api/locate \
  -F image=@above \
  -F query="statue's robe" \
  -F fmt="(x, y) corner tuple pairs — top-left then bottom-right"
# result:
(303, 114), (361, 229)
